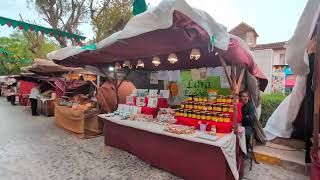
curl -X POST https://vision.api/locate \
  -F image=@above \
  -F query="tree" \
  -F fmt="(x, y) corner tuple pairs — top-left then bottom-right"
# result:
(27, 0), (89, 47)
(0, 31), (58, 75)
(89, 0), (133, 42)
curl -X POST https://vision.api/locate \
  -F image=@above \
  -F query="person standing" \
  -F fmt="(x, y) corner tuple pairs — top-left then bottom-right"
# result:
(9, 85), (17, 105)
(240, 90), (256, 150)
(29, 84), (41, 116)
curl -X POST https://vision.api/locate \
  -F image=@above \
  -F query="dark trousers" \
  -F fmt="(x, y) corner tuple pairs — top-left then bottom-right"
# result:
(30, 98), (38, 115)
(10, 95), (16, 105)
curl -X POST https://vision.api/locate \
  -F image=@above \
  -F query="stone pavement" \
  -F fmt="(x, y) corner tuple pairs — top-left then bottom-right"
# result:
(0, 97), (308, 180)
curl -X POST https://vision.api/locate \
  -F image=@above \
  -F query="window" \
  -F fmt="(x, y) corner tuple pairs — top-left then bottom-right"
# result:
(279, 53), (285, 65)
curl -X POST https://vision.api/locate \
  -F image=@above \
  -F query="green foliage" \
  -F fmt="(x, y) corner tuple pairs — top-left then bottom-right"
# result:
(0, 31), (58, 75)
(260, 94), (287, 127)
(91, 0), (133, 42)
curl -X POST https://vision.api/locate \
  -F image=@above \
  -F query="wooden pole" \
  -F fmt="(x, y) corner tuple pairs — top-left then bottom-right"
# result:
(312, 23), (320, 152)
(231, 65), (238, 135)
(218, 55), (232, 87)
(114, 68), (119, 105)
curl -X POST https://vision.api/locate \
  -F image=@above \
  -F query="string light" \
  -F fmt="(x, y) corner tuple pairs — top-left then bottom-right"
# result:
(168, 53), (178, 64)
(190, 48), (201, 60)
(152, 56), (161, 67)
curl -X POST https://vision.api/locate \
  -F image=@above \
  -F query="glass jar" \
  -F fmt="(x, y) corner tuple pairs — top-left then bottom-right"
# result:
(187, 110), (193, 118)
(183, 110), (188, 117)
(212, 113), (218, 122)
(180, 102), (185, 109)
(203, 97), (208, 102)
(206, 112), (211, 121)
(189, 102), (194, 109)
(218, 113), (224, 122)
(226, 95), (233, 103)
(207, 103), (213, 111)
(194, 97), (199, 102)
(221, 96), (227, 103)
(228, 105), (234, 112)
(202, 103), (207, 111)
(216, 104), (222, 112)
(224, 114), (231, 123)
(175, 109), (180, 117)
(191, 111), (197, 119)
(198, 97), (203, 102)
(222, 105), (229, 112)
(216, 95), (222, 103)
(200, 112), (206, 120)
(187, 96), (193, 101)
(196, 112), (201, 120)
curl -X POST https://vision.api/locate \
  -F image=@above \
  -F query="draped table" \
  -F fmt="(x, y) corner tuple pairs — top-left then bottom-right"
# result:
(99, 114), (246, 180)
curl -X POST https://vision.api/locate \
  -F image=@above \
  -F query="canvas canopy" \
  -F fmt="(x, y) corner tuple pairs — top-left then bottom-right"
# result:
(23, 59), (94, 76)
(48, 0), (267, 91)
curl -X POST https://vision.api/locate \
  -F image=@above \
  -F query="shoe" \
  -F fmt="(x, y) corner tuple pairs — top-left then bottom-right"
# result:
(32, 114), (40, 116)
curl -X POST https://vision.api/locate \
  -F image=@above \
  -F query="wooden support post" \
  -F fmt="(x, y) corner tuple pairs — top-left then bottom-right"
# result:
(236, 68), (245, 94)
(218, 55), (232, 88)
(117, 70), (131, 89)
(312, 23), (320, 151)
(231, 65), (238, 135)
(114, 68), (119, 105)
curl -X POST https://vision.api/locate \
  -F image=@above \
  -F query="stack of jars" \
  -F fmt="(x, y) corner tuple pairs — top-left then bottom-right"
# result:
(175, 95), (238, 123)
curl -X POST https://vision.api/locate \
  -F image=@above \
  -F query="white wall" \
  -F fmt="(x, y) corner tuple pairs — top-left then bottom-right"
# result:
(273, 49), (286, 65)
(252, 49), (274, 94)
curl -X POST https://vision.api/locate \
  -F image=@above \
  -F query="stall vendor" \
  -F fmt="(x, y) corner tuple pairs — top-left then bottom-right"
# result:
(240, 90), (256, 150)
(9, 84), (17, 105)
(29, 84), (41, 116)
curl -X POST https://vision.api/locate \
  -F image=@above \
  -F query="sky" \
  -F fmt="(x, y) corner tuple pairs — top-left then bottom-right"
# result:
(0, 0), (308, 44)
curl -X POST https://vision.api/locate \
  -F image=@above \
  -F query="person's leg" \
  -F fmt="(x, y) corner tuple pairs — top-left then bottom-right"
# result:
(10, 95), (16, 105)
(30, 99), (38, 116)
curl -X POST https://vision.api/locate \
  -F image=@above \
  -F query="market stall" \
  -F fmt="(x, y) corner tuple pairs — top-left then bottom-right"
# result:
(48, 0), (268, 179)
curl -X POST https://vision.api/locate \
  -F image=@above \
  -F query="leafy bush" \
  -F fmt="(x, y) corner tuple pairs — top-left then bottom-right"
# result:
(260, 94), (287, 127)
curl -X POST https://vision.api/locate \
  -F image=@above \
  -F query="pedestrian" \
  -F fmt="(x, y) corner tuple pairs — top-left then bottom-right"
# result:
(29, 84), (41, 116)
(9, 85), (17, 105)
(240, 90), (256, 151)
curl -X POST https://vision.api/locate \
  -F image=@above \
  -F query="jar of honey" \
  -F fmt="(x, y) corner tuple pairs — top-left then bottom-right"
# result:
(206, 112), (211, 121)
(175, 109), (180, 117)
(207, 103), (213, 111)
(203, 97), (208, 102)
(226, 95), (233, 103)
(193, 97), (199, 102)
(191, 111), (197, 119)
(197, 103), (203, 110)
(189, 102), (194, 109)
(228, 105), (234, 112)
(198, 97), (203, 102)
(202, 103), (207, 111)
(187, 110), (193, 118)
(221, 96), (227, 103)
(216, 104), (222, 112)
(196, 112), (201, 120)
(212, 113), (218, 122)
(218, 113), (224, 122)
(180, 102), (185, 109)
(224, 114), (231, 123)
(187, 96), (193, 101)
(200, 112), (206, 120)
(193, 102), (198, 110)
(222, 105), (229, 112)
(216, 95), (222, 103)
(183, 110), (188, 117)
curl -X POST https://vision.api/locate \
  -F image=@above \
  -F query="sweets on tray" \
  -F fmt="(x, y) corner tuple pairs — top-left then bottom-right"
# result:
(164, 124), (195, 135)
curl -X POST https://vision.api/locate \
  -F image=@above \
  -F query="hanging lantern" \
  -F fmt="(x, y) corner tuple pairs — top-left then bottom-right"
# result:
(136, 59), (144, 68)
(115, 62), (122, 70)
(123, 60), (132, 69)
(168, 53), (178, 64)
(190, 48), (201, 60)
(18, 25), (24, 30)
(6, 22), (11, 27)
(152, 56), (161, 67)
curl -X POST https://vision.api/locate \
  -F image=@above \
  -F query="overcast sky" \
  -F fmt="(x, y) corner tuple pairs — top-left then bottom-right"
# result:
(0, 0), (308, 44)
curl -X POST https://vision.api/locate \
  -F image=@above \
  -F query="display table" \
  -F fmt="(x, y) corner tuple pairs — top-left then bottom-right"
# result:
(38, 98), (55, 116)
(100, 115), (246, 180)
(54, 103), (103, 138)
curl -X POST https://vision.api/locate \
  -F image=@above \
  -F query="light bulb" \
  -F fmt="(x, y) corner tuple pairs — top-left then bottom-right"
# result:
(152, 56), (161, 67)
(123, 60), (132, 69)
(136, 59), (144, 68)
(190, 48), (201, 60)
(108, 66), (115, 71)
(168, 53), (178, 64)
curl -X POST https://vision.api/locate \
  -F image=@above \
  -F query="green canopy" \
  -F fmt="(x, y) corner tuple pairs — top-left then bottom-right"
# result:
(0, 16), (86, 42)
(133, 0), (147, 16)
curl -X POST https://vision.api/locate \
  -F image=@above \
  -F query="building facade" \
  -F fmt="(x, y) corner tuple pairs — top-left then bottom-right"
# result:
(229, 22), (293, 94)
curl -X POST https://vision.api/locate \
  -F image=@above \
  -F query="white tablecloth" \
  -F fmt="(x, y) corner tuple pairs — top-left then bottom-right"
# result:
(99, 114), (246, 180)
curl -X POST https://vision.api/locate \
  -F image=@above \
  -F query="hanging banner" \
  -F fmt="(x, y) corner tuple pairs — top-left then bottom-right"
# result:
(178, 71), (231, 98)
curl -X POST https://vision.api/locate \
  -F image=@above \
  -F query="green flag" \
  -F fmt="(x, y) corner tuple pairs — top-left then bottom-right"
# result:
(133, 0), (147, 16)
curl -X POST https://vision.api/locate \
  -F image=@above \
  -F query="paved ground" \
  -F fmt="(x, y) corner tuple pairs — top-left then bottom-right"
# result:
(0, 97), (309, 180)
